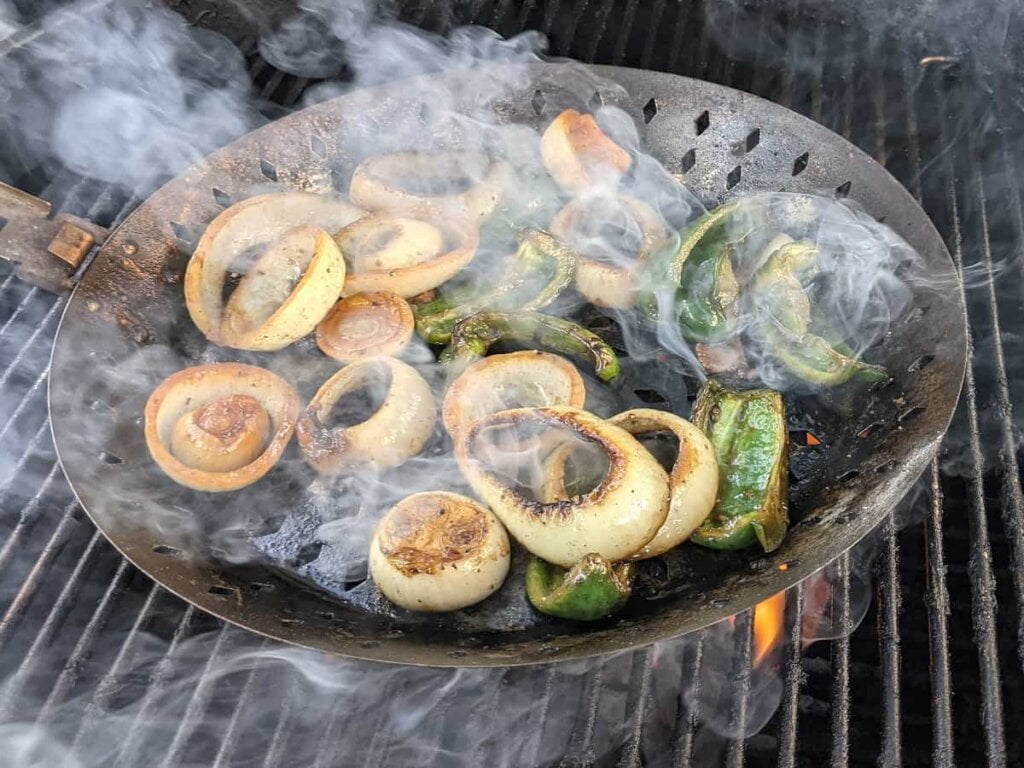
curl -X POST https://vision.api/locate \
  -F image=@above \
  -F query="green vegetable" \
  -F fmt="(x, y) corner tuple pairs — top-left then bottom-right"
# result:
(415, 229), (576, 344)
(440, 310), (621, 382)
(748, 239), (887, 386)
(690, 379), (789, 552)
(638, 202), (758, 343)
(525, 554), (634, 621)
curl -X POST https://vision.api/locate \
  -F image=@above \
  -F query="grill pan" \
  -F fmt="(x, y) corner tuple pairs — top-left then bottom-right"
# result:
(48, 64), (967, 666)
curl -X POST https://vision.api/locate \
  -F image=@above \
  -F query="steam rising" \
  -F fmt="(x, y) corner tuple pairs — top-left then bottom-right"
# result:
(0, 0), (951, 763)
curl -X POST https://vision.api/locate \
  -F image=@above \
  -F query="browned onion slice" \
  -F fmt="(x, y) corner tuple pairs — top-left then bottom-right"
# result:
(349, 151), (512, 221)
(184, 192), (362, 351)
(145, 363), (300, 492)
(316, 291), (414, 362)
(454, 406), (669, 567)
(550, 192), (667, 308)
(369, 492), (511, 612)
(334, 213), (479, 298)
(296, 357), (436, 474)
(540, 109), (632, 193)
(442, 351), (586, 438)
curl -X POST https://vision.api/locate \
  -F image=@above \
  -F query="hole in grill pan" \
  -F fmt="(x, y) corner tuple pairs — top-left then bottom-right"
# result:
(250, 582), (275, 592)
(642, 98), (657, 123)
(0, 214), (7, 231)
(310, 134), (328, 158)
(680, 149), (696, 174)
(908, 354), (935, 371)
(152, 545), (182, 556)
(898, 405), (925, 422)
(211, 187), (231, 207)
(208, 585), (237, 596)
(99, 451), (123, 465)
(259, 158), (278, 181)
(634, 388), (669, 405)
(745, 128), (761, 151)
(793, 152), (809, 175)
(836, 180), (852, 198)
(875, 460), (897, 473)
(531, 89), (545, 115)
(857, 422), (884, 439)
(280, 618), (303, 627)
(169, 221), (193, 245)
(837, 469), (861, 483)
(588, 91), (604, 110)
(695, 109), (710, 135)
(726, 165), (742, 189)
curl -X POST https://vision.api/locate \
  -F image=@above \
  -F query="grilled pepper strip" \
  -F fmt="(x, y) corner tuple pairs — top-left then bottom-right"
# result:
(690, 379), (788, 552)
(638, 203), (748, 343)
(440, 310), (621, 382)
(525, 554), (634, 621)
(750, 239), (888, 386)
(415, 229), (576, 344)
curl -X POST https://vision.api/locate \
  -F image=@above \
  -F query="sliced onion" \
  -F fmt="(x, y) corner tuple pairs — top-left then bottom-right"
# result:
(334, 213), (479, 298)
(550, 192), (667, 308)
(369, 491), (511, 612)
(145, 363), (300, 492)
(610, 409), (718, 558)
(316, 291), (414, 362)
(540, 109), (632, 193)
(296, 357), (435, 474)
(455, 406), (669, 567)
(349, 151), (512, 221)
(442, 350), (586, 438)
(184, 192), (362, 350)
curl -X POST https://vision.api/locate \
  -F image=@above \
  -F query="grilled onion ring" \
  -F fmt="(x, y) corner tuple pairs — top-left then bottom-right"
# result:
(144, 363), (300, 492)
(455, 407), (669, 567)
(335, 213), (479, 298)
(316, 291), (414, 362)
(442, 351), (586, 438)
(185, 192), (362, 350)
(369, 492), (511, 612)
(349, 151), (512, 221)
(296, 357), (435, 474)
(540, 109), (632, 193)
(550, 193), (667, 308)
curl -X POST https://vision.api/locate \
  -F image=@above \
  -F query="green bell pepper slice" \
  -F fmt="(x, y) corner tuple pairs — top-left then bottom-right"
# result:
(690, 379), (789, 552)
(415, 229), (576, 344)
(525, 554), (634, 621)
(440, 310), (621, 382)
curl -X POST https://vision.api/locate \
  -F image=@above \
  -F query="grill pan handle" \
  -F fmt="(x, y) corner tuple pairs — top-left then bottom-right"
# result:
(0, 181), (108, 295)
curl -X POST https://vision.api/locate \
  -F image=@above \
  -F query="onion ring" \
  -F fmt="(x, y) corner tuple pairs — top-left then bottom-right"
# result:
(335, 213), (479, 298)
(144, 363), (300, 492)
(455, 406), (669, 567)
(550, 192), (667, 308)
(540, 109), (631, 193)
(369, 492), (511, 612)
(184, 192), (362, 350)
(316, 291), (414, 362)
(442, 351), (585, 438)
(296, 357), (436, 474)
(349, 151), (513, 221)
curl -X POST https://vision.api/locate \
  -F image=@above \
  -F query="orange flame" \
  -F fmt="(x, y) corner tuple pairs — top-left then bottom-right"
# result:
(752, 592), (786, 664)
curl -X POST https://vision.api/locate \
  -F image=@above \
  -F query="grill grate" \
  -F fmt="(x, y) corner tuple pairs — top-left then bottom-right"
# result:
(0, 0), (1023, 765)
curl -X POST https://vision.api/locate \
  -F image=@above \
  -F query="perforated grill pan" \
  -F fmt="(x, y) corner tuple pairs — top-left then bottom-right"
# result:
(48, 64), (967, 666)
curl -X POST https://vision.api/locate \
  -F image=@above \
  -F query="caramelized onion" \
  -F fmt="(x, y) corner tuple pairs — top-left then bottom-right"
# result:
(296, 357), (435, 474)
(349, 151), (512, 221)
(442, 351), (586, 438)
(369, 491), (511, 612)
(540, 109), (631, 193)
(334, 213), (479, 298)
(550, 192), (667, 308)
(185, 192), (362, 350)
(455, 406), (669, 567)
(145, 363), (300, 492)
(316, 291), (414, 362)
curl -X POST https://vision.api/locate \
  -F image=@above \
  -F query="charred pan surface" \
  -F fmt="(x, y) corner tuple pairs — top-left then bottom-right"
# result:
(49, 63), (967, 666)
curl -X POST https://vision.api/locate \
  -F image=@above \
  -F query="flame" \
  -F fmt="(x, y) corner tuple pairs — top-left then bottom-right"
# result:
(752, 592), (786, 664)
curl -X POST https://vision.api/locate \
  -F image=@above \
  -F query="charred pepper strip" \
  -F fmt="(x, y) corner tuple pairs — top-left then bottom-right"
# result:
(440, 310), (621, 381)
(749, 239), (887, 386)
(415, 229), (576, 344)
(690, 379), (788, 552)
(525, 554), (634, 621)
(638, 203), (745, 343)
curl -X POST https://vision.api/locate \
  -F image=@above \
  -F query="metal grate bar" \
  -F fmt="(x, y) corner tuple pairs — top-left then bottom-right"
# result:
(776, 583), (805, 768)
(0, 299), (62, 392)
(829, 554), (851, 767)
(0, 462), (63, 568)
(937, 101), (1007, 765)
(0, 366), (49, 447)
(724, 610), (753, 768)
(672, 629), (705, 768)
(0, 285), (39, 339)
(637, 0), (666, 71)
(618, 646), (655, 767)
(260, 677), (301, 768)
(521, 665), (557, 766)
(925, 460), (954, 767)
(0, 420), (50, 498)
(211, 639), (273, 768)
(610, 0), (639, 66)
(583, 0), (614, 64)
(564, 658), (607, 764)
(878, 513), (903, 768)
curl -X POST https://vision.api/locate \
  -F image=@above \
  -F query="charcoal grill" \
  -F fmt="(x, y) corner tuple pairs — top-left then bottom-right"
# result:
(1, 0), (1023, 765)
